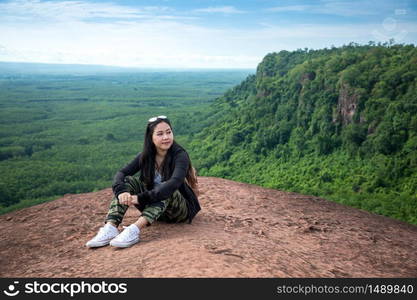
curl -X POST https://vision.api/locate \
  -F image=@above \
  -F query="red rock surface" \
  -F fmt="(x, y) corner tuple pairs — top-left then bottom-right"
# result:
(1, 177), (416, 278)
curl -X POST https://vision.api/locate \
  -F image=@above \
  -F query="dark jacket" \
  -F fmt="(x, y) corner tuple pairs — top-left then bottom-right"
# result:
(112, 144), (201, 223)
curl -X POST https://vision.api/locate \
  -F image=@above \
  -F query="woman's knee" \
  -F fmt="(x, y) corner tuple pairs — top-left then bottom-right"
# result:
(123, 176), (146, 194)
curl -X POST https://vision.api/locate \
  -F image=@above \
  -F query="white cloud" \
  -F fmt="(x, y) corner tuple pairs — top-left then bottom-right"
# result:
(0, 14), (260, 68)
(3, 17), (414, 68)
(0, 0), (173, 22)
(267, 5), (312, 13)
(193, 6), (246, 14)
(0, 0), (416, 69)
(267, 0), (398, 16)
(0, 1), (251, 68)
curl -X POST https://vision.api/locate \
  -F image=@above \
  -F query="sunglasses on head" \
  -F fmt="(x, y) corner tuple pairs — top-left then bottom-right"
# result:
(148, 115), (168, 123)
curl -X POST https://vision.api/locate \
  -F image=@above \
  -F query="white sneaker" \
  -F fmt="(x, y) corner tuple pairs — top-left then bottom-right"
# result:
(86, 223), (119, 248)
(110, 224), (140, 248)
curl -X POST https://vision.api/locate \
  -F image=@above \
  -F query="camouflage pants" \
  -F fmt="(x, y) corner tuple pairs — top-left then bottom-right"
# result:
(105, 176), (188, 226)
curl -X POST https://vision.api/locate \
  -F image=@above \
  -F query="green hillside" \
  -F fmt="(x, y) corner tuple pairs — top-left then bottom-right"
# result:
(187, 42), (417, 225)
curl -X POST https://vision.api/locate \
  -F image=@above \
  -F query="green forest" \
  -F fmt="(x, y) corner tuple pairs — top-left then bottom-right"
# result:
(1, 42), (416, 226)
(185, 42), (417, 225)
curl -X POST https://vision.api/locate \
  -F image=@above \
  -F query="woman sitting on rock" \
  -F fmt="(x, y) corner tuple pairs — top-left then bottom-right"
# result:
(86, 115), (201, 248)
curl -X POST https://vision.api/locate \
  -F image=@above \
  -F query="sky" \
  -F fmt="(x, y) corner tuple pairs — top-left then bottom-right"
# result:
(0, 0), (416, 69)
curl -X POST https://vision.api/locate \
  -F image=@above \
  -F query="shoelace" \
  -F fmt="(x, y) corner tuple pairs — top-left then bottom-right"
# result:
(97, 226), (116, 239)
(117, 226), (137, 240)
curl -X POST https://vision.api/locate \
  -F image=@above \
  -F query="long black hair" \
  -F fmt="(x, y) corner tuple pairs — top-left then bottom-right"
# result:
(139, 117), (197, 191)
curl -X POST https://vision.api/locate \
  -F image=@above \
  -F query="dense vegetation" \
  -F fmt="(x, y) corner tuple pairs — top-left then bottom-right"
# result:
(0, 67), (251, 213)
(1, 43), (416, 227)
(186, 42), (417, 225)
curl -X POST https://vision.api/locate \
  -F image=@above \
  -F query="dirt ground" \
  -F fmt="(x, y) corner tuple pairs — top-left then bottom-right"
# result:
(1, 176), (416, 278)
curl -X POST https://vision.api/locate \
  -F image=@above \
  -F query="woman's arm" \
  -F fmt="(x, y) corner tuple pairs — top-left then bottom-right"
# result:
(138, 150), (189, 204)
(112, 153), (141, 198)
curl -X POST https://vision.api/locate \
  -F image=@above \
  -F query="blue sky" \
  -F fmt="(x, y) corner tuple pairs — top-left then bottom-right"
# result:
(0, 0), (416, 68)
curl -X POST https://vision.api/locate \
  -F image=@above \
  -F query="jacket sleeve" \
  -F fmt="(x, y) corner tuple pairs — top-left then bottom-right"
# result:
(138, 150), (189, 204)
(112, 153), (141, 198)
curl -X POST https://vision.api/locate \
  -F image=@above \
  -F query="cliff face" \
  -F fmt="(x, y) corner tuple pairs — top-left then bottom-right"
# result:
(334, 83), (360, 125)
(1, 177), (416, 278)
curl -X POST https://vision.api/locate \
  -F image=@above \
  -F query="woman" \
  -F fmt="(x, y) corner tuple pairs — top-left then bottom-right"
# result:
(86, 115), (201, 248)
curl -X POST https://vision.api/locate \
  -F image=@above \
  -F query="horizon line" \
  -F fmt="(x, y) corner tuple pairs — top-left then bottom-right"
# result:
(0, 60), (256, 72)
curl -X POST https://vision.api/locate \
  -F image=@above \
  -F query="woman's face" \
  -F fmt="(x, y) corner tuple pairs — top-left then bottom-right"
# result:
(152, 121), (173, 153)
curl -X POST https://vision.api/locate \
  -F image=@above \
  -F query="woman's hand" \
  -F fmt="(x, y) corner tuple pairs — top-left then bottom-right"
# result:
(118, 192), (138, 206)
(130, 195), (139, 205)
